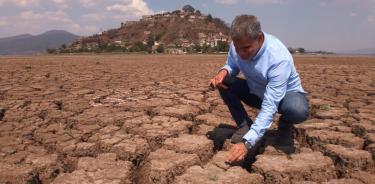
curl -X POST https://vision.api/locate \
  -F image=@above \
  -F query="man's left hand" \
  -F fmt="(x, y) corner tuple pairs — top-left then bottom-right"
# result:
(226, 143), (248, 163)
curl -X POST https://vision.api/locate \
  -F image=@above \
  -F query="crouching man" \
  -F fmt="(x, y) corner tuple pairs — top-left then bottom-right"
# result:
(210, 15), (309, 163)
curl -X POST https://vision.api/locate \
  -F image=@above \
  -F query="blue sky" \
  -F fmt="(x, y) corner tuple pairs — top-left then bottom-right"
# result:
(0, 0), (374, 52)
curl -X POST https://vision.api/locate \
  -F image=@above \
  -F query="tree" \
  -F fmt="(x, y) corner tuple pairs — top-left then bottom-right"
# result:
(288, 47), (295, 54)
(215, 41), (229, 52)
(298, 48), (305, 53)
(47, 48), (57, 54)
(61, 44), (67, 49)
(195, 10), (201, 15)
(206, 14), (213, 22)
(130, 41), (146, 52)
(146, 35), (155, 48)
(201, 44), (211, 53)
(193, 43), (202, 52)
(182, 5), (195, 13)
(155, 31), (165, 41)
(156, 45), (164, 53)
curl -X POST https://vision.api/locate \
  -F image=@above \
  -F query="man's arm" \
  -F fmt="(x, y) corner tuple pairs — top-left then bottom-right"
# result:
(242, 60), (292, 146)
(211, 43), (240, 89)
(222, 43), (240, 76)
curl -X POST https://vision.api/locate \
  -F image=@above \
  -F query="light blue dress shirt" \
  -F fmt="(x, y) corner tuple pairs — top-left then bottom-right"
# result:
(222, 32), (305, 146)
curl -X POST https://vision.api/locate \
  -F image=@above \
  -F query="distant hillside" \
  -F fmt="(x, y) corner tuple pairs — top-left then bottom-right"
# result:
(67, 5), (230, 54)
(0, 30), (79, 55)
(339, 48), (375, 56)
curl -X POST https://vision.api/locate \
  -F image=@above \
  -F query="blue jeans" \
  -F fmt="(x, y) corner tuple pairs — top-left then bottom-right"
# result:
(218, 76), (309, 128)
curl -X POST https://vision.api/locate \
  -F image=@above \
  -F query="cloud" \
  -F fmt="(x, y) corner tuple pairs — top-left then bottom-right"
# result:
(0, 19), (8, 27)
(0, 0), (153, 37)
(81, 13), (106, 21)
(51, 0), (69, 3)
(215, 0), (286, 5)
(0, 0), (40, 6)
(368, 15), (374, 23)
(215, 0), (239, 5)
(19, 10), (71, 22)
(246, 0), (286, 4)
(106, 0), (153, 17)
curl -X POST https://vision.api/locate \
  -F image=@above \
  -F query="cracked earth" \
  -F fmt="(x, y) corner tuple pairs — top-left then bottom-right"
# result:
(0, 55), (374, 184)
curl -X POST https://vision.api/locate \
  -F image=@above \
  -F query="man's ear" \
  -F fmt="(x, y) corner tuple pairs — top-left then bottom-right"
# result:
(257, 32), (264, 43)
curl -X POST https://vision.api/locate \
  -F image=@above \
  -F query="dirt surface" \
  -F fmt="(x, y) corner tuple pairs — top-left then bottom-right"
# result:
(0, 54), (374, 184)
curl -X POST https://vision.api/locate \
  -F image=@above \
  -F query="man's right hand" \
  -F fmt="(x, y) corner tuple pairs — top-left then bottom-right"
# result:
(210, 69), (229, 89)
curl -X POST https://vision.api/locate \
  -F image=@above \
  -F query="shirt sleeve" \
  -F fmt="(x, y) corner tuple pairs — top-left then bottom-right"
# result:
(243, 60), (291, 146)
(221, 43), (240, 76)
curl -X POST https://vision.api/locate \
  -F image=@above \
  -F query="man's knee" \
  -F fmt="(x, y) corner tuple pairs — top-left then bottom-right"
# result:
(280, 93), (309, 124)
(287, 107), (309, 124)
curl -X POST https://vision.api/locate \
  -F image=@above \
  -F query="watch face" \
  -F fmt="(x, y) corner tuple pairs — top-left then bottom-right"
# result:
(244, 141), (252, 149)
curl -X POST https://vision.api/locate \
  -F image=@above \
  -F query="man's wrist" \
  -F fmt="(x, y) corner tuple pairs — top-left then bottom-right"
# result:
(241, 138), (252, 150)
(218, 68), (228, 75)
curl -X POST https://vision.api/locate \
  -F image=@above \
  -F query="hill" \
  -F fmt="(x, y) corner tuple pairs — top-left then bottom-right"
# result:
(67, 6), (230, 53)
(339, 48), (375, 56)
(0, 30), (79, 55)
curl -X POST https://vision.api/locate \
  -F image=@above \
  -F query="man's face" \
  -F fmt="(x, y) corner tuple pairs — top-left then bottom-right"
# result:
(233, 33), (264, 61)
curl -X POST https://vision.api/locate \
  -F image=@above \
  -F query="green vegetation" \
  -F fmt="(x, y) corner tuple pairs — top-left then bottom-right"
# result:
(209, 175), (219, 181)
(49, 40), (230, 54)
(320, 104), (331, 111)
(156, 45), (164, 53)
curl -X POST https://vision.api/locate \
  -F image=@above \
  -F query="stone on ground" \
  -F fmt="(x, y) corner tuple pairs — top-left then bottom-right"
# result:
(163, 134), (214, 162)
(323, 144), (373, 176)
(252, 152), (336, 183)
(137, 149), (200, 184)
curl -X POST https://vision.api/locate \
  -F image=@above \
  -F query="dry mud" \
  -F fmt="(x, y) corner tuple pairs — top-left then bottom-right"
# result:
(0, 55), (374, 184)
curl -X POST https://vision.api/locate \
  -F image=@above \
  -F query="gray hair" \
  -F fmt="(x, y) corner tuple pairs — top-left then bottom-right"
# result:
(230, 15), (261, 40)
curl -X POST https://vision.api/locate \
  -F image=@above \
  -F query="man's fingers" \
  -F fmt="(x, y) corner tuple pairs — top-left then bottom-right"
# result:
(209, 79), (216, 89)
(227, 147), (241, 162)
(218, 83), (228, 89)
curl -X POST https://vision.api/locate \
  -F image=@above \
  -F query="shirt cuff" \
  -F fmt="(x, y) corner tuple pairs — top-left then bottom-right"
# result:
(242, 128), (260, 147)
(221, 65), (233, 76)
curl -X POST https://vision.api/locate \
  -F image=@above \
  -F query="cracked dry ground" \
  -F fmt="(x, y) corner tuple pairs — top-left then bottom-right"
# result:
(0, 55), (374, 184)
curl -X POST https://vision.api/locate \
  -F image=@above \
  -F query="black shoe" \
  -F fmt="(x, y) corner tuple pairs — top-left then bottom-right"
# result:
(231, 123), (250, 144)
(276, 122), (294, 146)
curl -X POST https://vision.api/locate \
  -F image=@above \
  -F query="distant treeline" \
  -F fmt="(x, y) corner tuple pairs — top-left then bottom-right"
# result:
(47, 40), (230, 54)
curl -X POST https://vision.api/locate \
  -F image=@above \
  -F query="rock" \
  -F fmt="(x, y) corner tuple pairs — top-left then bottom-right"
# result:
(252, 152), (336, 183)
(74, 142), (98, 156)
(350, 170), (375, 184)
(155, 104), (200, 121)
(351, 121), (375, 137)
(163, 134), (214, 162)
(304, 129), (365, 150)
(321, 178), (363, 184)
(193, 124), (215, 135)
(0, 163), (38, 184)
(0, 108), (5, 121)
(137, 149), (200, 184)
(111, 136), (150, 165)
(367, 143), (375, 160)
(323, 144), (373, 175)
(24, 154), (59, 183)
(315, 107), (348, 120)
(175, 164), (263, 184)
(195, 113), (235, 127)
(129, 120), (193, 150)
(54, 153), (133, 184)
(51, 170), (92, 184)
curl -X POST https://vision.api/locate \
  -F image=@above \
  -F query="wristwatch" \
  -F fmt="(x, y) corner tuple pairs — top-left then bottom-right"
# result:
(241, 138), (252, 150)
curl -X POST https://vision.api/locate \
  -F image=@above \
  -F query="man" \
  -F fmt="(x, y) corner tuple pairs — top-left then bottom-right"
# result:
(210, 15), (308, 163)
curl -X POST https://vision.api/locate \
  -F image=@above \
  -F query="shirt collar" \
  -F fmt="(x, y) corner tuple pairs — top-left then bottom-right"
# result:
(251, 32), (267, 61)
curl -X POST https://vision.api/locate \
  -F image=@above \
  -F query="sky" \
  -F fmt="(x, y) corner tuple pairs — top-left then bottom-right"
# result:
(0, 0), (374, 52)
